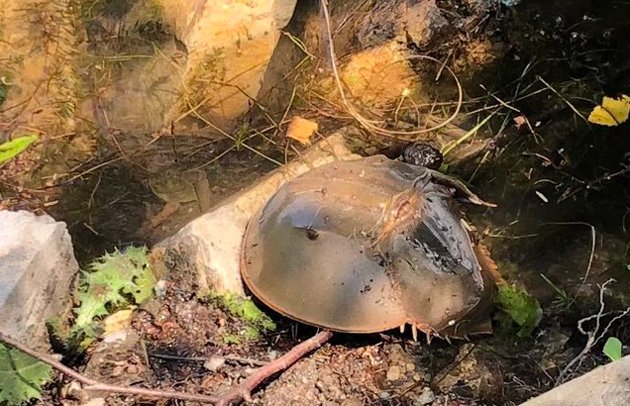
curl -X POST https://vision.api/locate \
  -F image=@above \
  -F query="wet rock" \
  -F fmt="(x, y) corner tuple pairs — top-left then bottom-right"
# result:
(152, 132), (360, 296)
(521, 355), (630, 406)
(161, 0), (299, 127)
(0, 210), (77, 351)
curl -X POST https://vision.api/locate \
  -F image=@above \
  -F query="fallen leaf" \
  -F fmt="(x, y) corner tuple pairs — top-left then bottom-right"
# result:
(103, 309), (134, 336)
(588, 94), (630, 126)
(0, 134), (39, 165)
(513, 115), (527, 129)
(603, 337), (623, 361)
(286, 116), (318, 145)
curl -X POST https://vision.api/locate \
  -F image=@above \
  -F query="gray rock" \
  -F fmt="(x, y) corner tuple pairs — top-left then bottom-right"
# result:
(152, 132), (360, 297)
(0, 211), (78, 351)
(520, 355), (630, 406)
(413, 387), (435, 406)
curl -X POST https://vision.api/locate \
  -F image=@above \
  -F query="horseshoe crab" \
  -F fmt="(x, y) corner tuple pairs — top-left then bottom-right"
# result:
(240, 147), (501, 341)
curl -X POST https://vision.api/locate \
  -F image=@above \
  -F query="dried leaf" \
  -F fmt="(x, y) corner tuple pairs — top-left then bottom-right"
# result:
(513, 115), (527, 129)
(286, 117), (318, 145)
(103, 309), (134, 336)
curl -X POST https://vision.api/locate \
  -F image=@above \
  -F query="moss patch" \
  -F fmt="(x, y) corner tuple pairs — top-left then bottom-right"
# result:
(210, 291), (276, 344)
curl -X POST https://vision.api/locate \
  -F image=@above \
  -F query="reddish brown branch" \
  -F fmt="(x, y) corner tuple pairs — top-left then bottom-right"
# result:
(215, 330), (334, 406)
(0, 329), (333, 405)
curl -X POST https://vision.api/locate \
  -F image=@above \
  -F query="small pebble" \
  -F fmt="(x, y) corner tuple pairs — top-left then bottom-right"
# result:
(386, 365), (402, 381)
(413, 388), (435, 406)
(203, 356), (225, 372)
(267, 349), (279, 360)
(380, 391), (391, 399)
(406, 362), (416, 371)
(154, 280), (167, 297)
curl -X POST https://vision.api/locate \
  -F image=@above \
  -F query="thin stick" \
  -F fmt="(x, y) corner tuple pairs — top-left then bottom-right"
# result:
(0, 330), (333, 405)
(555, 280), (630, 385)
(537, 76), (588, 123)
(150, 352), (267, 367)
(0, 332), (219, 403)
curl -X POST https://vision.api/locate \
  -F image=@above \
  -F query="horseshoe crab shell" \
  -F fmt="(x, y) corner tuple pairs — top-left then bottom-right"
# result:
(240, 155), (497, 339)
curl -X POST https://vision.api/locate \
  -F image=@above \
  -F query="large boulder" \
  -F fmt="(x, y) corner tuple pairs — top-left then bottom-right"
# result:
(151, 131), (360, 296)
(0, 0), (299, 132)
(0, 211), (78, 351)
(520, 356), (630, 406)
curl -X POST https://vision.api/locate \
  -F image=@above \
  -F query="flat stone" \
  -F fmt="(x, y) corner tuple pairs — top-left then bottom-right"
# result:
(152, 132), (360, 296)
(386, 365), (402, 381)
(520, 355), (630, 406)
(0, 211), (78, 351)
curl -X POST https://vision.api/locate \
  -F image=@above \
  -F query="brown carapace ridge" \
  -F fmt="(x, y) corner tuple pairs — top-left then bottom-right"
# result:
(240, 156), (501, 342)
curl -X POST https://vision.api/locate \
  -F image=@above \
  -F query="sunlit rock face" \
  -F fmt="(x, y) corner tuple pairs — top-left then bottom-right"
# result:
(0, 0), (298, 133)
(162, 0), (299, 129)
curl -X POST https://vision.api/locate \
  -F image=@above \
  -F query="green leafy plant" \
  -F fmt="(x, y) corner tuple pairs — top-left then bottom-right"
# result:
(603, 337), (623, 362)
(233, 122), (249, 151)
(0, 134), (39, 165)
(210, 292), (276, 343)
(495, 283), (542, 337)
(0, 344), (53, 405)
(73, 246), (155, 336)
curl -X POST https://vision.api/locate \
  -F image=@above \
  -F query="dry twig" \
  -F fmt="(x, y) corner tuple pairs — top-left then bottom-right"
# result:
(0, 330), (333, 405)
(555, 279), (630, 385)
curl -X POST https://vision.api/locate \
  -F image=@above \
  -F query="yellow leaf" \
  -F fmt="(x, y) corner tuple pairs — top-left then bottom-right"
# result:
(588, 94), (630, 126)
(103, 309), (134, 336)
(286, 116), (318, 145)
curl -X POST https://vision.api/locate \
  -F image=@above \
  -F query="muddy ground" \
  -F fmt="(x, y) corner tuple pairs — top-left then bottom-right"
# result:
(3, 0), (630, 405)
